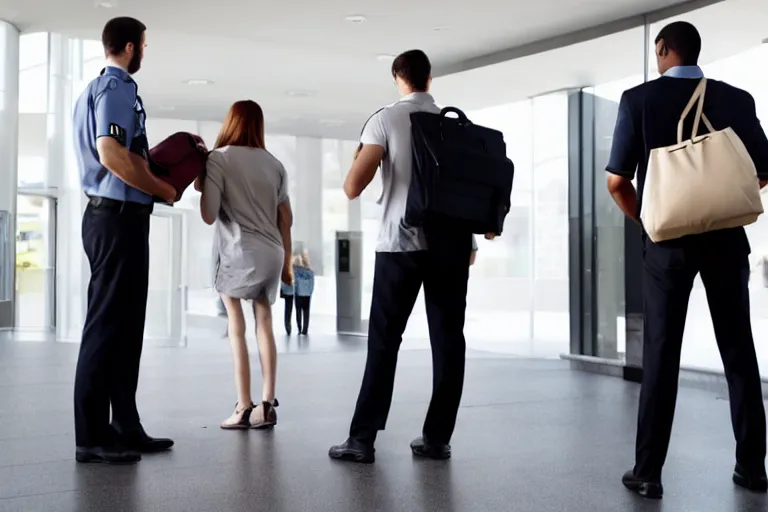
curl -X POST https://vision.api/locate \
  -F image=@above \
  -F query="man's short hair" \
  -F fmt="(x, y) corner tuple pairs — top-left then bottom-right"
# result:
(391, 50), (431, 92)
(102, 17), (146, 57)
(655, 21), (701, 66)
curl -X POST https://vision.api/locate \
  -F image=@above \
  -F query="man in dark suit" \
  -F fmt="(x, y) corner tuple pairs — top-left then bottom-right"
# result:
(606, 21), (768, 499)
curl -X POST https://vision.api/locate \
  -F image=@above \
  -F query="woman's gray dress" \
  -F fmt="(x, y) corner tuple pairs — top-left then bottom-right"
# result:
(203, 146), (289, 304)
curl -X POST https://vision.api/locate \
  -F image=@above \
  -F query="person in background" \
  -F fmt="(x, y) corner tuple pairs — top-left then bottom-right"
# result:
(606, 21), (768, 498)
(280, 275), (295, 335)
(72, 16), (176, 465)
(470, 237), (478, 266)
(196, 100), (293, 431)
(293, 251), (315, 336)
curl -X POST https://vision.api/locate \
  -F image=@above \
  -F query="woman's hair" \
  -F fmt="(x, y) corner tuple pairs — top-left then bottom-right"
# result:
(292, 252), (312, 269)
(214, 100), (266, 150)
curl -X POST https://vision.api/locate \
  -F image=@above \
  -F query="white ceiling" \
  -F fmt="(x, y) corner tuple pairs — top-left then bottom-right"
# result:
(435, 0), (768, 113)
(0, 0), (718, 139)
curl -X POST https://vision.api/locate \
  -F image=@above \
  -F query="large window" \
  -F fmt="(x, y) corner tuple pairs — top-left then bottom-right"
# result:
(18, 33), (48, 115)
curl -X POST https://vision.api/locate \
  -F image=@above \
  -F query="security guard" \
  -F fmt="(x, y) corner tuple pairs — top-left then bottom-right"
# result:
(606, 21), (768, 498)
(72, 17), (176, 465)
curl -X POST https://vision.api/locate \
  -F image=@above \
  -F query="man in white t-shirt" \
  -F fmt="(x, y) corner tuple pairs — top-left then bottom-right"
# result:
(329, 50), (476, 464)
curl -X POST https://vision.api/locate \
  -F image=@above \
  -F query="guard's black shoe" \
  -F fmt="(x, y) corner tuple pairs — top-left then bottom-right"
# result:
(117, 427), (174, 454)
(622, 470), (663, 499)
(733, 464), (768, 492)
(410, 437), (451, 460)
(76, 446), (141, 465)
(329, 438), (375, 464)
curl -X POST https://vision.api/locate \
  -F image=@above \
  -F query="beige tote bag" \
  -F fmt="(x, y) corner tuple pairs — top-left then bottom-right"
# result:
(641, 78), (763, 243)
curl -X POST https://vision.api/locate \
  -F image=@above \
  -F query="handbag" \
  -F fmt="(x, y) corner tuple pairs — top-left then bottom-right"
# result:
(641, 78), (763, 243)
(149, 132), (210, 202)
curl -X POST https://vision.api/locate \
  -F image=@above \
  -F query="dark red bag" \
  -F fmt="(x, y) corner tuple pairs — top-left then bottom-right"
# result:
(149, 132), (209, 201)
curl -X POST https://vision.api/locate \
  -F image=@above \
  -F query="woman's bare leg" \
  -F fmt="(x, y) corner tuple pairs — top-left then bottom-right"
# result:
(253, 298), (277, 403)
(222, 295), (252, 408)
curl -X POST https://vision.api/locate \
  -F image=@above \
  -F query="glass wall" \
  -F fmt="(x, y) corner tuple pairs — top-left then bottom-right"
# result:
(14, 194), (55, 330)
(648, 0), (768, 376)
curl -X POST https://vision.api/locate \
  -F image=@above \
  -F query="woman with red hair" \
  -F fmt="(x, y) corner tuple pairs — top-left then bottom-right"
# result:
(197, 100), (293, 430)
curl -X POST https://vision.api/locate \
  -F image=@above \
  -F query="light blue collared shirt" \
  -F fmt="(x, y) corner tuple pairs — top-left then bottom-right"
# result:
(73, 65), (152, 204)
(663, 65), (704, 79)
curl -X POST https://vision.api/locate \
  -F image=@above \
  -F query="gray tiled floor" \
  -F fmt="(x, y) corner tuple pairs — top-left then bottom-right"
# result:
(0, 331), (766, 512)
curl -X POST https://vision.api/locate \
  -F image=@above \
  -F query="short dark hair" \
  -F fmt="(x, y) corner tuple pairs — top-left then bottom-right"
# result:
(102, 17), (146, 57)
(391, 50), (431, 91)
(655, 21), (701, 66)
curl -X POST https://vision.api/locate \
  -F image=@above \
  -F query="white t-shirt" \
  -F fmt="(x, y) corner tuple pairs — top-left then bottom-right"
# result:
(361, 92), (440, 252)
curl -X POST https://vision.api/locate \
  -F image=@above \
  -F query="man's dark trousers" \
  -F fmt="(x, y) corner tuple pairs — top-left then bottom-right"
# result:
(349, 218), (472, 445)
(635, 229), (767, 481)
(74, 200), (151, 447)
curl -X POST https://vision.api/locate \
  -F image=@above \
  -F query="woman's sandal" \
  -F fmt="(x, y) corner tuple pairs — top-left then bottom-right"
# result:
(220, 403), (254, 430)
(250, 399), (279, 430)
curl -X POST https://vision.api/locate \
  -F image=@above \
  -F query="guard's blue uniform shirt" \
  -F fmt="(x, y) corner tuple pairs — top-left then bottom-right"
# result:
(73, 66), (151, 205)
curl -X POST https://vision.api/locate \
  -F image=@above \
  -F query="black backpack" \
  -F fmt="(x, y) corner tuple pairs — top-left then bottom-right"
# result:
(407, 107), (514, 236)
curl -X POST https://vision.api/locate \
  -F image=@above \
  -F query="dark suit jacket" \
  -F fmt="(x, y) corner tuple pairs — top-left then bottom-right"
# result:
(606, 76), (768, 252)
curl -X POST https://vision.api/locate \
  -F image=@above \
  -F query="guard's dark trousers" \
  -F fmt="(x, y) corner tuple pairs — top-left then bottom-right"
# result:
(635, 231), (767, 481)
(74, 200), (151, 447)
(349, 219), (472, 445)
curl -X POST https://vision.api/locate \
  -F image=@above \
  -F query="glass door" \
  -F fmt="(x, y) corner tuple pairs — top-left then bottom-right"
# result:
(145, 205), (187, 346)
(14, 195), (56, 331)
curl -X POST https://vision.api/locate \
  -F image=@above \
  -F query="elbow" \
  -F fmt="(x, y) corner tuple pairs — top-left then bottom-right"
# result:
(343, 181), (361, 200)
(99, 151), (121, 176)
(606, 175), (628, 195)
(202, 213), (215, 226)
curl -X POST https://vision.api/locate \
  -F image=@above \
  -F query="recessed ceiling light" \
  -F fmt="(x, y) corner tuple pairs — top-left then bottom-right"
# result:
(377, 54), (396, 62)
(286, 90), (316, 98)
(345, 15), (367, 23)
(94, 0), (117, 7)
(433, 26), (451, 32)
(184, 79), (212, 86)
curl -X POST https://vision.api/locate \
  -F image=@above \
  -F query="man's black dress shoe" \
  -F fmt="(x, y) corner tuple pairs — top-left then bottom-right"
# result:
(76, 446), (141, 465)
(622, 470), (663, 499)
(328, 438), (375, 464)
(118, 427), (174, 454)
(410, 437), (451, 460)
(733, 464), (768, 492)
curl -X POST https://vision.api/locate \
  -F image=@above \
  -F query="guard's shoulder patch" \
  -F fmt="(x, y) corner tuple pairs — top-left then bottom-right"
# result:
(108, 123), (127, 145)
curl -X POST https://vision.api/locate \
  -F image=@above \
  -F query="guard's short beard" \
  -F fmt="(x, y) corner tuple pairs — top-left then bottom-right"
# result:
(127, 47), (142, 74)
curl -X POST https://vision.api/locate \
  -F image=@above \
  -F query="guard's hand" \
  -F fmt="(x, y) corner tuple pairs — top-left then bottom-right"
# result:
(484, 233), (496, 240)
(161, 183), (177, 205)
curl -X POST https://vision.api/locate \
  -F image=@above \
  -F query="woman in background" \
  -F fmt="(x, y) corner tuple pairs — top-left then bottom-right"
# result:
(293, 251), (315, 336)
(197, 100), (293, 430)
(280, 277), (295, 335)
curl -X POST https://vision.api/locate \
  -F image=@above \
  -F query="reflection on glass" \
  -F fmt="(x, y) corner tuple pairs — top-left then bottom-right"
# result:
(0, 211), (11, 302)
(15, 195), (54, 330)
